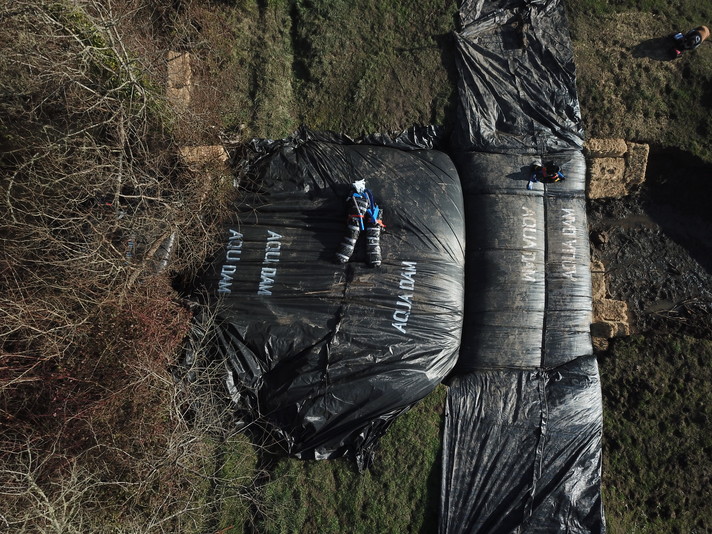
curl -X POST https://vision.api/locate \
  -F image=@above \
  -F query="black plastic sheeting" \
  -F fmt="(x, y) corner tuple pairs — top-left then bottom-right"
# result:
(196, 127), (465, 464)
(452, 0), (584, 154)
(191, 0), (605, 529)
(455, 150), (592, 371)
(439, 0), (605, 532)
(441, 357), (604, 534)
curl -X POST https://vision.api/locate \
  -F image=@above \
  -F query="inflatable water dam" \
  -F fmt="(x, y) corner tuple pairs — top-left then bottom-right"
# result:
(440, 1), (604, 531)
(192, 0), (605, 531)
(197, 128), (466, 466)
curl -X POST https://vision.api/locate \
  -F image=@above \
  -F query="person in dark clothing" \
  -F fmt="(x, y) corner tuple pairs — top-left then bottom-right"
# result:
(335, 179), (385, 267)
(672, 26), (710, 58)
(527, 161), (565, 190)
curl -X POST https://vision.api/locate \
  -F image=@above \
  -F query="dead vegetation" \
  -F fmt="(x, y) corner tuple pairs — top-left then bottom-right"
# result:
(0, 1), (255, 531)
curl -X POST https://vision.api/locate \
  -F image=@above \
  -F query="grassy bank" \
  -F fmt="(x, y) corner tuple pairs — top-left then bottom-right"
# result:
(600, 335), (712, 533)
(258, 387), (445, 534)
(569, 0), (712, 163)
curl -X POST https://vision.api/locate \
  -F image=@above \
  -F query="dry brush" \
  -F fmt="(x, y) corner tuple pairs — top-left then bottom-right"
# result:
(0, 1), (254, 531)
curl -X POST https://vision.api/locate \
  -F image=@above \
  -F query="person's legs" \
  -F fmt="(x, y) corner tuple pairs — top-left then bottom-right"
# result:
(365, 222), (382, 267)
(336, 222), (360, 263)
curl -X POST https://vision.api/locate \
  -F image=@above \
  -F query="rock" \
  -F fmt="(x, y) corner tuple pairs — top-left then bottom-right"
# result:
(584, 138), (628, 158)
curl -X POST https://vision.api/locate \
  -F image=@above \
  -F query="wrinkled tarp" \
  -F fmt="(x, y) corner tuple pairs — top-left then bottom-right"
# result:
(191, 0), (604, 528)
(455, 150), (592, 371)
(440, 356), (604, 534)
(440, 0), (605, 532)
(452, 0), (584, 154)
(197, 127), (465, 464)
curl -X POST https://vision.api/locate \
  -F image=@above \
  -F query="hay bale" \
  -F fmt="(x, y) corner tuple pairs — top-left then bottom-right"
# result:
(624, 141), (650, 190)
(592, 298), (632, 341)
(584, 138), (628, 158)
(587, 157), (627, 198)
(591, 260), (607, 301)
(179, 145), (229, 168)
(593, 298), (629, 323)
(167, 51), (193, 110)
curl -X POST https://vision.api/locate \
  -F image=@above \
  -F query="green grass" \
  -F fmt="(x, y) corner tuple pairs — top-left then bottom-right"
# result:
(184, 1), (298, 141)
(290, 0), (458, 136)
(190, 0), (457, 139)
(214, 434), (261, 532)
(567, 0), (712, 162)
(258, 385), (446, 533)
(599, 335), (712, 534)
(194, 0), (712, 162)
(5, 0), (712, 532)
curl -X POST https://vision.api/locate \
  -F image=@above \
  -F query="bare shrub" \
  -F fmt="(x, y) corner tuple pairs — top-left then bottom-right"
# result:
(0, 0), (230, 421)
(1, 1), (253, 532)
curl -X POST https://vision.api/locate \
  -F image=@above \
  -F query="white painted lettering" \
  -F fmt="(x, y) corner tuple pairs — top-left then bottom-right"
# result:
(392, 322), (407, 334)
(264, 251), (280, 263)
(522, 206), (537, 249)
(393, 309), (410, 323)
(217, 230), (244, 294)
(521, 206), (538, 280)
(521, 251), (537, 282)
(391, 262), (417, 334)
(257, 230), (284, 296)
(560, 208), (577, 280)
(398, 294), (413, 306)
(226, 248), (242, 261)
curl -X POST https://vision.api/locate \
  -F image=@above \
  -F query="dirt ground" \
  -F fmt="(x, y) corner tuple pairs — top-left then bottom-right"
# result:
(588, 149), (712, 338)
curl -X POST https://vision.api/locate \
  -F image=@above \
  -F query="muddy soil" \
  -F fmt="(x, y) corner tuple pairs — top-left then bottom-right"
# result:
(588, 148), (712, 338)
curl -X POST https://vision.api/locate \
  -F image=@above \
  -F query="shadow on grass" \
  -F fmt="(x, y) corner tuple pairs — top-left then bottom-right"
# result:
(631, 36), (677, 61)
(419, 420), (445, 534)
(435, 31), (461, 138)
